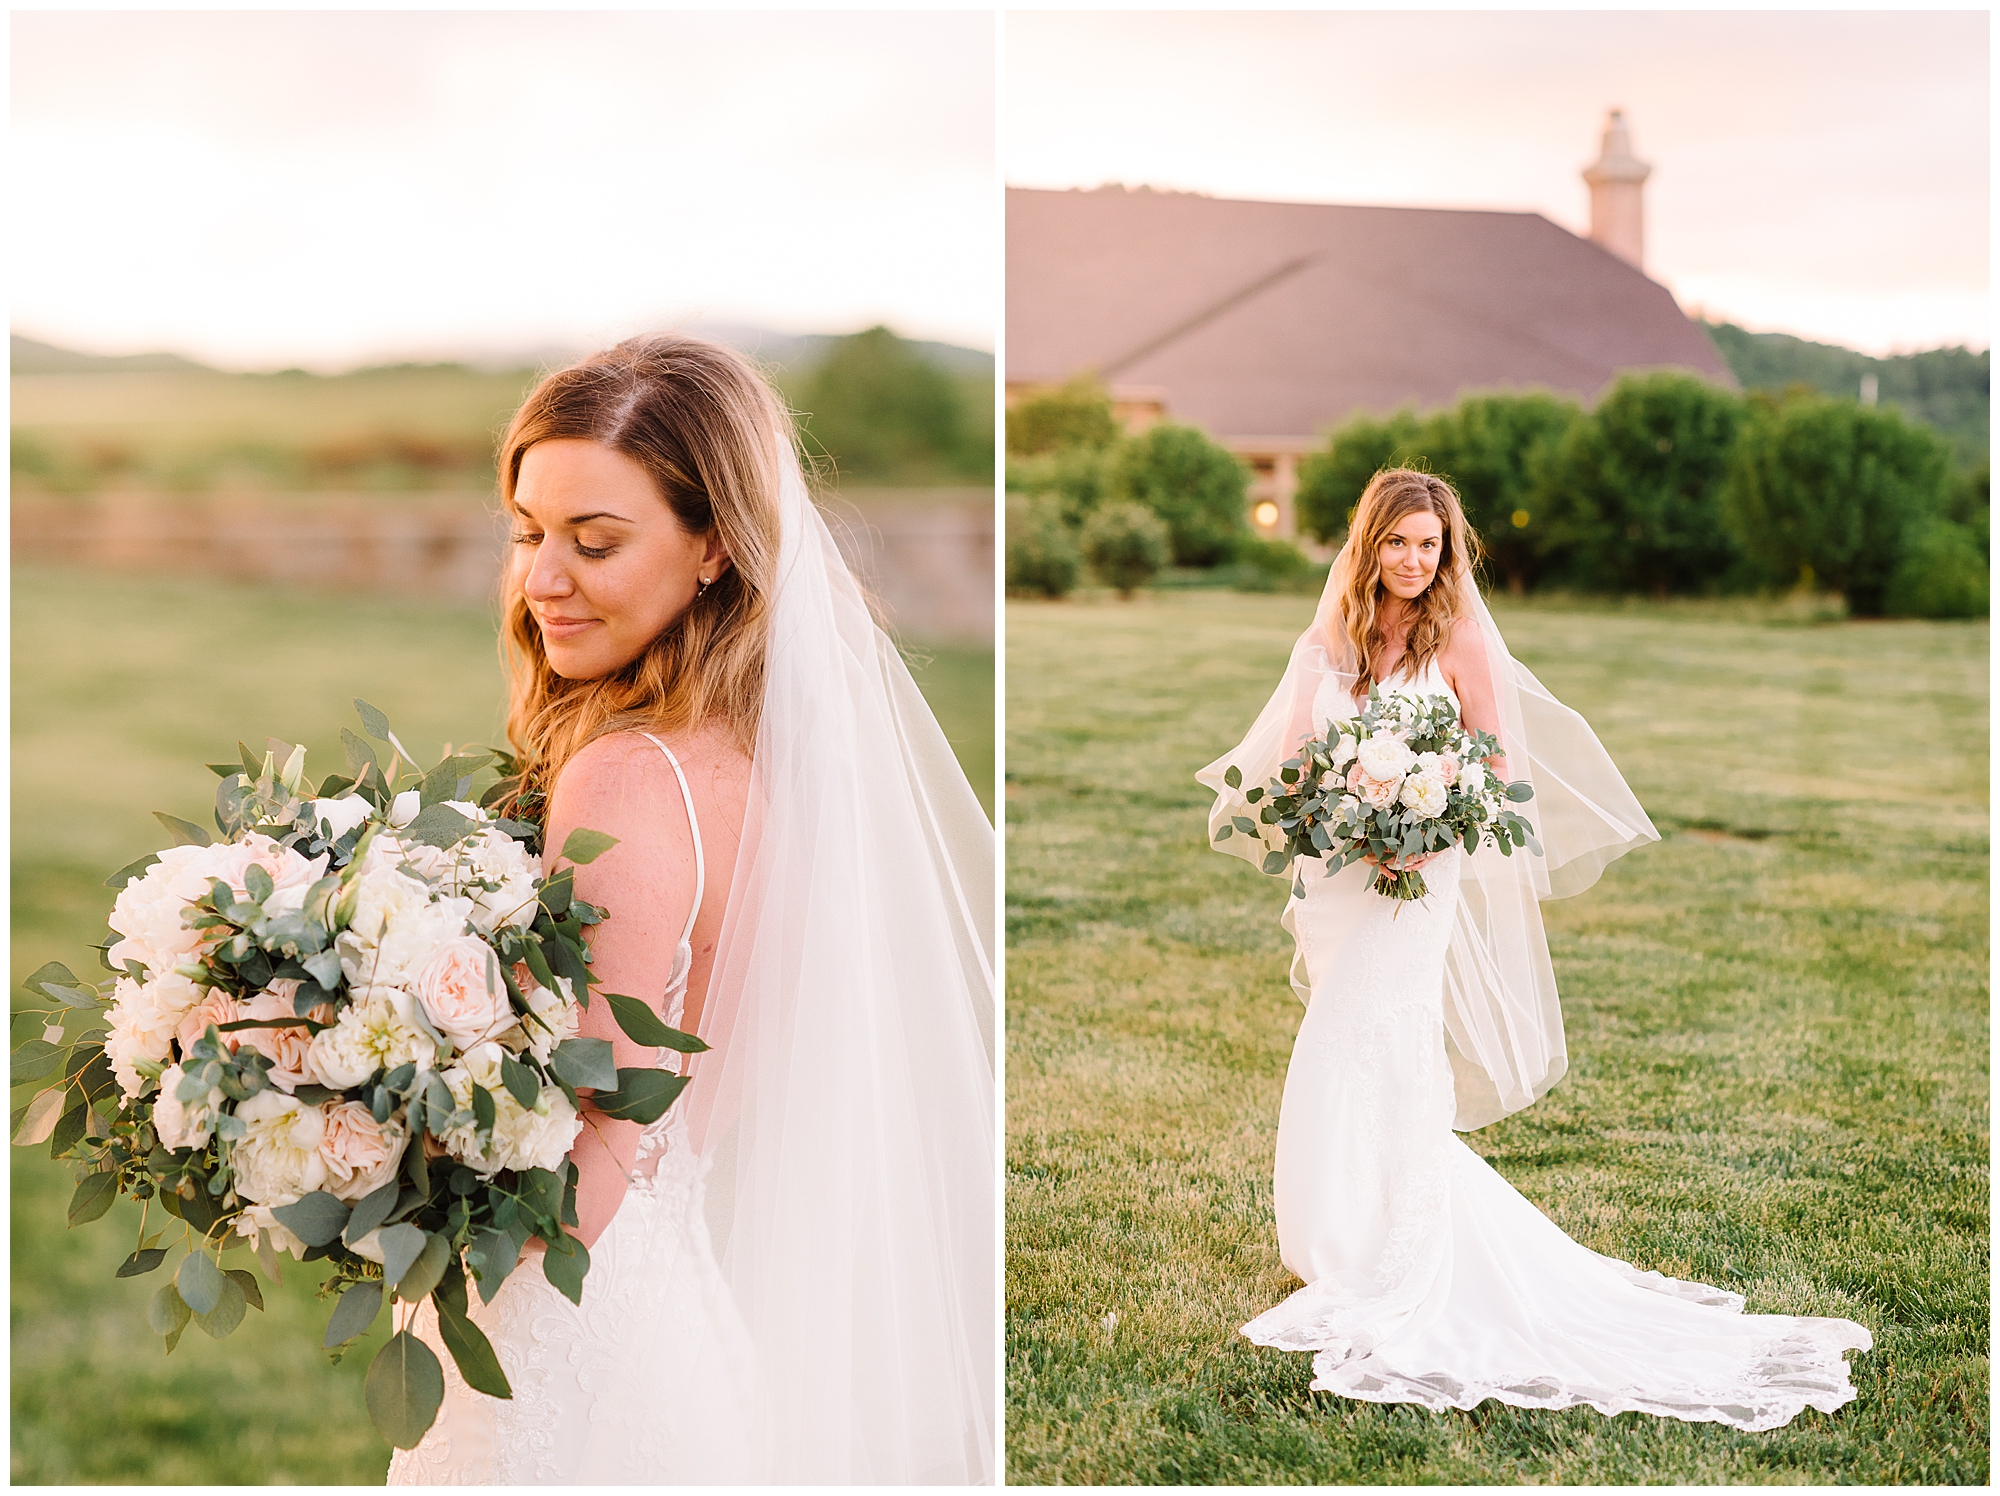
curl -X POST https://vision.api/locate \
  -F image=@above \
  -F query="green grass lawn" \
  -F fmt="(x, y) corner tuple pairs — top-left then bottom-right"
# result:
(9, 564), (992, 1484)
(1005, 590), (1987, 1485)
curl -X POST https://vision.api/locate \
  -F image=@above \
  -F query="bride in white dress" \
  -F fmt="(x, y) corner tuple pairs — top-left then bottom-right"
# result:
(1199, 468), (1870, 1431)
(387, 335), (995, 1483)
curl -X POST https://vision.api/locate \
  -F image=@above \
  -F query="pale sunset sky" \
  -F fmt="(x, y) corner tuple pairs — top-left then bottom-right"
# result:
(1006, 10), (1989, 356)
(12, 11), (997, 370)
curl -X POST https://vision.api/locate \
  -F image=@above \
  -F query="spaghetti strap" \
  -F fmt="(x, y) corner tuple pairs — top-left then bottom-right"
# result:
(638, 733), (705, 945)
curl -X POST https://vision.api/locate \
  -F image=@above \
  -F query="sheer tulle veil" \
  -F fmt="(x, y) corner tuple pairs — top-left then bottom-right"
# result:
(1196, 546), (1658, 1130)
(680, 443), (995, 1482)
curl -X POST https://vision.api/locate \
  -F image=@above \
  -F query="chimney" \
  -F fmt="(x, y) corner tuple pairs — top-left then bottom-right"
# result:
(1582, 109), (1651, 271)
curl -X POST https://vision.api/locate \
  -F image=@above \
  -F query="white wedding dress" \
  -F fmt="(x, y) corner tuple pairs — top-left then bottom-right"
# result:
(388, 738), (759, 1484)
(1240, 660), (1872, 1429)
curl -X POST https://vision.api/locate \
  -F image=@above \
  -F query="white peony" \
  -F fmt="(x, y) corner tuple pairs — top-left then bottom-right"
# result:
(105, 969), (209, 1098)
(456, 829), (541, 935)
(153, 1063), (223, 1150)
(1399, 769), (1450, 819)
(437, 1042), (582, 1175)
(107, 835), (328, 977)
(498, 976), (579, 1064)
(231, 1090), (329, 1205)
(337, 876), (474, 991)
(234, 1203), (310, 1261)
(307, 986), (442, 1089)
(1355, 731), (1416, 782)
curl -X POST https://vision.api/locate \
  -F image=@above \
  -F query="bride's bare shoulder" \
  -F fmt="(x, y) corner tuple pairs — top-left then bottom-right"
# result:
(550, 726), (747, 829)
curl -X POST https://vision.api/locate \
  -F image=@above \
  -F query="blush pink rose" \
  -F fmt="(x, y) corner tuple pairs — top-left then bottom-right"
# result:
(231, 980), (330, 1091)
(317, 1100), (407, 1202)
(411, 935), (513, 1051)
(175, 988), (243, 1060)
(1358, 774), (1402, 812)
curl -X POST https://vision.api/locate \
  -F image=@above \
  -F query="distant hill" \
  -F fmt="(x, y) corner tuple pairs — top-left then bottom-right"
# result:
(11, 327), (994, 380)
(1700, 320), (1989, 470)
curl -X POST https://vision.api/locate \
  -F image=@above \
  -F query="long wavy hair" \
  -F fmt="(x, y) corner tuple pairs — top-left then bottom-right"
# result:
(498, 334), (787, 810)
(1329, 467), (1482, 691)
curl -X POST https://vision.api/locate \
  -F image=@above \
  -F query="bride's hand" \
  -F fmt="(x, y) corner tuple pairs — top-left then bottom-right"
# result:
(1362, 847), (1438, 873)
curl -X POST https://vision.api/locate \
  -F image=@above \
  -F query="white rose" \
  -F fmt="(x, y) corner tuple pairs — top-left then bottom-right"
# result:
(438, 1042), (582, 1175)
(410, 935), (514, 1051)
(153, 1063), (223, 1150)
(309, 795), (373, 841)
(1399, 770), (1450, 820)
(105, 970), (208, 1098)
(1356, 731), (1416, 782)
(307, 986), (441, 1090)
(317, 1100), (409, 1203)
(231, 1090), (329, 1205)
(1329, 732), (1358, 769)
(1457, 760), (1488, 796)
(337, 883), (474, 991)
(458, 830), (542, 935)
(234, 1203), (310, 1262)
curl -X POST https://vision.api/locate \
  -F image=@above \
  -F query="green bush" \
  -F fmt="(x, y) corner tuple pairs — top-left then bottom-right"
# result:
(1080, 503), (1171, 598)
(791, 326), (986, 482)
(1423, 391), (1584, 593)
(1218, 534), (1319, 593)
(1107, 423), (1249, 566)
(1534, 370), (1745, 595)
(1723, 395), (1954, 616)
(1006, 443), (1115, 530)
(1295, 410), (1425, 543)
(1944, 463), (1989, 559)
(1007, 375), (1120, 457)
(1883, 520), (1988, 619)
(1005, 494), (1084, 598)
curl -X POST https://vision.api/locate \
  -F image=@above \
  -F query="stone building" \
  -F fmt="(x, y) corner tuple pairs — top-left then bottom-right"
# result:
(1006, 112), (1734, 541)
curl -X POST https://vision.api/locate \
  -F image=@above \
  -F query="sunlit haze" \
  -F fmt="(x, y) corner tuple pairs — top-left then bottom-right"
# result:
(14, 11), (996, 370)
(1007, 11), (1987, 356)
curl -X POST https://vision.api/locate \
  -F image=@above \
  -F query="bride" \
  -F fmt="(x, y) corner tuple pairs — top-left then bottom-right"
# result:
(1198, 468), (1870, 1430)
(387, 335), (995, 1483)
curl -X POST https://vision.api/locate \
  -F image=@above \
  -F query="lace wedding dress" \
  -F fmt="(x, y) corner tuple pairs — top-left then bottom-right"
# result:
(1238, 660), (1871, 1429)
(388, 737), (759, 1484)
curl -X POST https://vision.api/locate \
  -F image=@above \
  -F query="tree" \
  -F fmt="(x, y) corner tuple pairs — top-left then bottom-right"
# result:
(1005, 494), (1083, 598)
(1723, 395), (1954, 616)
(1422, 392), (1584, 594)
(791, 326), (981, 482)
(1005, 443), (1115, 530)
(1105, 422), (1249, 567)
(1884, 520), (1987, 620)
(1080, 503), (1171, 598)
(1535, 370), (1745, 596)
(1006, 375), (1120, 457)
(1295, 411), (1425, 544)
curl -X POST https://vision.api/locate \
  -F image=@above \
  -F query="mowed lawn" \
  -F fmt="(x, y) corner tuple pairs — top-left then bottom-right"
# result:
(9, 564), (992, 1485)
(1005, 590), (1987, 1485)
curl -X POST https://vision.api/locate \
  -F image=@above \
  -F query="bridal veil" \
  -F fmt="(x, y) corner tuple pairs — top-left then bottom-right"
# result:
(1197, 548), (1657, 1130)
(681, 440), (996, 1481)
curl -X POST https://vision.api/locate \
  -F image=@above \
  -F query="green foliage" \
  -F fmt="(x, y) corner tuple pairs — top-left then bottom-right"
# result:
(1944, 463), (1989, 559)
(789, 326), (990, 484)
(1007, 374), (1121, 457)
(1007, 590), (1986, 1484)
(1080, 503), (1172, 599)
(1885, 521), (1989, 620)
(1534, 371), (1745, 596)
(1423, 391), (1584, 593)
(1723, 395), (1954, 616)
(1295, 410), (1425, 543)
(1703, 320), (1989, 471)
(1006, 495), (1085, 599)
(1007, 443), (1115, 529)
(1215, 535), (1321, 595)
(1107, 423), (1250, 567)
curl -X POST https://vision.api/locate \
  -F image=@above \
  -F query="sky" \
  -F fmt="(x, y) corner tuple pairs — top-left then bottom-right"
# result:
(1006, 11), (1989, 356)
(13, 11), (996, 370)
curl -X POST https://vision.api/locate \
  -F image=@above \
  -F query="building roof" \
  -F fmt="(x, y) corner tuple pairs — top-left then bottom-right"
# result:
(1007, 185), (1735, 442)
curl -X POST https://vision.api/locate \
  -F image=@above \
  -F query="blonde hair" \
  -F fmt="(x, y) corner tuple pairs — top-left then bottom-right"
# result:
(498, 334), (788, 809)
(1330, 467), (1482, 692)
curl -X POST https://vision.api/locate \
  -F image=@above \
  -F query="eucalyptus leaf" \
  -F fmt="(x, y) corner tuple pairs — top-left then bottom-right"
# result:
(395, 1231), (451, 1303)
(272, 1190), (352, 1247)
(176, 1249), (224, 1316)
(325, 1280), (385, 1348)
(152, 812), (212, 848)
(603, 993), (709, 1053)
(67, 1171), (119, 1227)
(353, 698), (394, 743)
(343, 1178), (403, 1247)
(11, 1041), (63, 1087)
(116, 1247), (169, 1279)
(195, 1271), (248, 1339)
(402, 802), (475, 851)
(592, 1068), (689, 1125)
(225, 1267), (265, 1311)
(435, 1298), (513, 1397)
(498, 1052), (540, 1109)
(558, 828), (619, 866)
(14, 1088), (66, 1146)
(540, 1231), (590, 1307)
(376, 1222), (428, 1291)
(548, 1038), (617, 1092)
(147, 1281), (192, 1337)
(365, 1330), (446, 1450)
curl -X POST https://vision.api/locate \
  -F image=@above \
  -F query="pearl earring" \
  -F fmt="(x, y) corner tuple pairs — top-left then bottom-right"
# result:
(699, 576), (712, 593)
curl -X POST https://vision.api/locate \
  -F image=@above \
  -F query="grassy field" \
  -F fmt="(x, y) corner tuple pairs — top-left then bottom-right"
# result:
(9, 565), (992, 1484)
(1006, 591), (1987, 1484)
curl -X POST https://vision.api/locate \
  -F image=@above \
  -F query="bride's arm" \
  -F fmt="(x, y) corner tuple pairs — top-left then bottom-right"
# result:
(1441, 615), (1511, 782)
(538, 732), (702, 1251)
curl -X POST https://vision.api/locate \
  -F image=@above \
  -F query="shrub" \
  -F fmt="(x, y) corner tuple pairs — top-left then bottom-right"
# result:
(1423, 391), (1584, 593)
(1295, 410), (1426, 544)
(792, 326), (983, 482)
(1944, 463), (1989, 559)
(1006, 443), (1115, 530)
(1220, 534), (1319, 593)
(1534, 370), (1745, 595)
(1723, 395), (1954, 615)
(1884, 520), (1988, 619)
(1080, 503), (1171, 598)
(1007, 375), (1120, 457)
(1106, 422), (1249, 566)
(1006, 494), (1083, 598)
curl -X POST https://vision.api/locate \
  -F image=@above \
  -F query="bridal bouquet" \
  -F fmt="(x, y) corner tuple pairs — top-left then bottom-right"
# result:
(1217, 687), (1538, 900)
(10, 700), (702, 1449)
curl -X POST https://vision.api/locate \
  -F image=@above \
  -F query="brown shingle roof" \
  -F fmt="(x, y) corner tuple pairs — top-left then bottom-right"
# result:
(1007, 185), (1735, 440)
